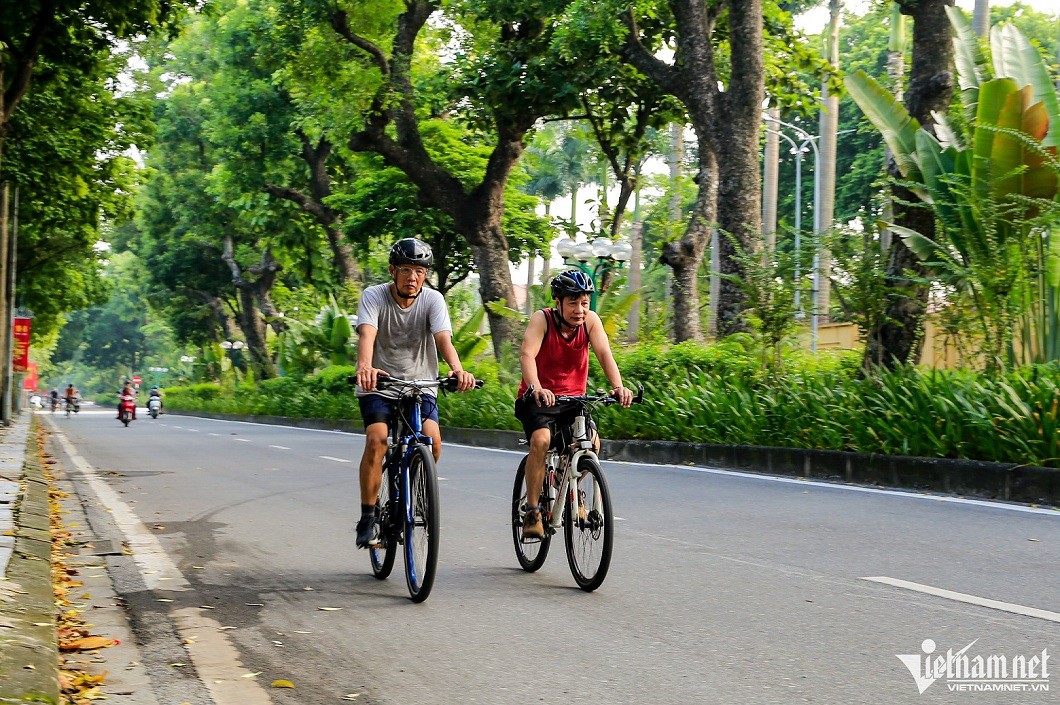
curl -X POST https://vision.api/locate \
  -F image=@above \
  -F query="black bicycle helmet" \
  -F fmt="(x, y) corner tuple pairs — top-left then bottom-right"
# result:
(550, 270), (595, 301)
(389, 237), (433, 268)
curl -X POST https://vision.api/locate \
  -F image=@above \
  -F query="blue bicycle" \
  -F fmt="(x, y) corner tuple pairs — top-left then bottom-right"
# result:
(367, 375), (483, 602)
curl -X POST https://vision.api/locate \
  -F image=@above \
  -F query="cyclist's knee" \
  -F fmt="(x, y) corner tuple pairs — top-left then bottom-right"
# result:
(529, 428), (550, 455)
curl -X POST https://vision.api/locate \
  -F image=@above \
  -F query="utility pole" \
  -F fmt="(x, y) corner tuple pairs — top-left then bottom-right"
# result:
(0, 183), (9, 425)
(3, 187), (17, 423)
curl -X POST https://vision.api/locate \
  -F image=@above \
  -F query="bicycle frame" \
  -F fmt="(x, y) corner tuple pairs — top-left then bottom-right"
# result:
(542, 444), (592, 531)
(383, 392), (433, 534)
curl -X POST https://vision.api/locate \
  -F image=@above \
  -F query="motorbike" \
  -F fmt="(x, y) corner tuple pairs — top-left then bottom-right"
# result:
(147, 396), (162, 419)
(65, 397), (80, 417)
(118, 394), (136, 426)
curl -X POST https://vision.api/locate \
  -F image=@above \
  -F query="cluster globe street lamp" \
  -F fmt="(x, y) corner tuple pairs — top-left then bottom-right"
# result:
(554, 234), (633, 310)
(220, 340), (245, 369)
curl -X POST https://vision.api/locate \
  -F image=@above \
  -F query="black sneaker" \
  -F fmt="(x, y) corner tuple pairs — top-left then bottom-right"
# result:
(355, 516), (380, 548)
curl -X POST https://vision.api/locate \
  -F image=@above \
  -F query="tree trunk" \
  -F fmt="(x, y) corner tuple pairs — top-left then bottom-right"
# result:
(972, 0), (990, 37)
(712, 0), (764, 337)
(816, 0), (841, 325)
(864, 0), (955, 370)
(221, 237), (280, 378)
(762, 106), (781, 252)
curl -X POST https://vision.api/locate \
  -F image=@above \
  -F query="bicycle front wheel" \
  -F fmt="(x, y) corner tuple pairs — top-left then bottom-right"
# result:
(512, 455), (550, 572)
(563, 456), (613, 592)
(369, 460), (397, 580)
(404, 446), (440, 602)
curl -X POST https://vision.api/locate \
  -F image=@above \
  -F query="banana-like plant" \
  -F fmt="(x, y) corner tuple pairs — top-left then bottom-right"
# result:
(277, 294), (356, 375)
(845, 8), (1060, 369)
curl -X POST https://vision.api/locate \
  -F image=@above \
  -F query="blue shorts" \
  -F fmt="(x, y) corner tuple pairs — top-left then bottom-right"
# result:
(359, 393), (439, 428)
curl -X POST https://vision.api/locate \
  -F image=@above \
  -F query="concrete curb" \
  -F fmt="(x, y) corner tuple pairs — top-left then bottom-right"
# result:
(0, 415), (61, 704)
(175, 410), (1059, 507)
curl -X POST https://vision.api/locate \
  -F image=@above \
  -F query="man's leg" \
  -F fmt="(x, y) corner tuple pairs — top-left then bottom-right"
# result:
(422, 419), (442, 463)
(359, 422), (389, 509)
(521, 427), (551, 540)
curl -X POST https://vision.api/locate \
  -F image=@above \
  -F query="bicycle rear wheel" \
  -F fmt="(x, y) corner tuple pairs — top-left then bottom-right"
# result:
(369, 460), (397, 580)
(404, 446), (440, 602)
(512, 455), (550, 572)
(563, 455), (613, 592)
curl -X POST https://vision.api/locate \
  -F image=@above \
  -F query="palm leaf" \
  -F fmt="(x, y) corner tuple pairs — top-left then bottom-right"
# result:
(991, 23), (1060, 148)
(886, 222), (945, 262)
(844, 70), (924, 183)
(946, 5), (985, 123)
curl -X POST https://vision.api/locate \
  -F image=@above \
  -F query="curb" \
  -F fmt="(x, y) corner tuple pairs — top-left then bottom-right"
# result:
(174, 410), (1059, 507)
(0, 415), (60, 704)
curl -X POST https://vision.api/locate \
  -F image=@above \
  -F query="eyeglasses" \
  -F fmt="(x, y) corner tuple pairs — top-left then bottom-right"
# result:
(395, 266), (428, 279)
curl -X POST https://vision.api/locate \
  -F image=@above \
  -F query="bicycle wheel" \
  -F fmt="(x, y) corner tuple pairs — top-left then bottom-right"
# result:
(563, 455), (613, 592)
(404, 445), (440, 602)
(512, 455), (550, 572)
(369, 460), (397, 580)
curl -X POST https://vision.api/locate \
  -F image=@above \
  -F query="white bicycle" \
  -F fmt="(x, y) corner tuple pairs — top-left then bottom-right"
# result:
(512, 386), (642, 592)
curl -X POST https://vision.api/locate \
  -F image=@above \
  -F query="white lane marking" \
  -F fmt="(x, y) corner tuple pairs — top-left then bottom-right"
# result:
(187, 428), (200, 432)
(209, 433), (221, 437)
(234, 438), (251, 443)
(172, 608), (275, 705)
(862, 576), (1060, 623)
(319, 455), (350, 463)
(162, 415), (1058, 517)
(268, 445), (290, 450)
(48, 421), (190, 591)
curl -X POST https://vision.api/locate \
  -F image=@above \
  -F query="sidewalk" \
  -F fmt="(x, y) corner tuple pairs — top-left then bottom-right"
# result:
(0, 413), (59, 702)
(0, 413), (158, 704)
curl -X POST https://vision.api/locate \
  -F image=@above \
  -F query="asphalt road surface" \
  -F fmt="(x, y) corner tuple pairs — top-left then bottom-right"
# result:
(44, 410), (1058, 705)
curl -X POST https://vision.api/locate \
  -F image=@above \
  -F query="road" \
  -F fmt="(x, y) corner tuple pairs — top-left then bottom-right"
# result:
(44, 410), (1058, 704)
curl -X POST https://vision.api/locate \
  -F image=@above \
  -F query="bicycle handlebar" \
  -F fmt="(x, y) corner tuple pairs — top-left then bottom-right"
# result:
(347, 374), (485, 393)
(521, 384), (644, 406)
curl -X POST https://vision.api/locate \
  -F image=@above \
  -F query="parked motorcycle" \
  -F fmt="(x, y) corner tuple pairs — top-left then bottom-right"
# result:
(118, 394), (136, 427)
(147, 396), (161, 419)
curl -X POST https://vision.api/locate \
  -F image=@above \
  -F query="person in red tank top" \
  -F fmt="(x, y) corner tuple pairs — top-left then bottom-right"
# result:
(514, 270), (633, 541)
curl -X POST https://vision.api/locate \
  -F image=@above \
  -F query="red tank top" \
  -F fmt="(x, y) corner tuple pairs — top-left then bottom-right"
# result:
(518, 308), (589, 397)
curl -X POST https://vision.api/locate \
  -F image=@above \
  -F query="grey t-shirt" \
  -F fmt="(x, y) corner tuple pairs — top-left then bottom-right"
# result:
(355, 283), (452, 399)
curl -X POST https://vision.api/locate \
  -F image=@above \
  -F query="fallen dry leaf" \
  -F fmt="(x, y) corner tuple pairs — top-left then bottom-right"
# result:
(60, 636), (119, 652)
(271, 679), (295, 688)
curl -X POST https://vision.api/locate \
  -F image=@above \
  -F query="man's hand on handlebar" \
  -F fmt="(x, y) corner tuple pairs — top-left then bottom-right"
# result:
(356, 364), (387, 392)
(448, 369), (477, 392)
(611, 386), (634, 408)
(531, 387), (555, 407)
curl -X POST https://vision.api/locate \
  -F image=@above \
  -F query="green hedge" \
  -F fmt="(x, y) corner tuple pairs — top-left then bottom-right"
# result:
(163, 350), (1060, 467)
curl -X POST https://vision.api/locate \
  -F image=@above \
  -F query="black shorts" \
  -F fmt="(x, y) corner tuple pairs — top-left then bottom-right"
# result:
(514, 397), (582, 443)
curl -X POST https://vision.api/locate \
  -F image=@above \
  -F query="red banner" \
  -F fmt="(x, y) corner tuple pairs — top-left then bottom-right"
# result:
(12, 316), (31, 372)
(22, 362), (38, 391)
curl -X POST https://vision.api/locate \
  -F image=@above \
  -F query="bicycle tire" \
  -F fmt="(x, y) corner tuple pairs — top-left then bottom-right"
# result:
(369, 460), (397, 580)
(404, 445), (440, 602)
(563, 455), (613, 592)
(512, 455), (551, 572)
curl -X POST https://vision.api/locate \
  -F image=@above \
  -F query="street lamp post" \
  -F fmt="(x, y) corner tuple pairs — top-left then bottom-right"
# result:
(554, 234), (633, 310)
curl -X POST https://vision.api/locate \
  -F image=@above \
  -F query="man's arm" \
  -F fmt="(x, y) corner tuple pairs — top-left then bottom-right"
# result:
(356, 323), (383, 392)
(586, 313), (633, 407)
(434, 331), (476, 391)
(519, 310), (554, 406)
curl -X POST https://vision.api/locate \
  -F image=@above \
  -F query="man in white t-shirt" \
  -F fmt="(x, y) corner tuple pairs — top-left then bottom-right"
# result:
(353, 237), (477, 547)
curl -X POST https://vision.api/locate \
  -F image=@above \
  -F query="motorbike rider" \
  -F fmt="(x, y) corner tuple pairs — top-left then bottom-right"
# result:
(49, 388), (59, 411)
(148, 385), (163, 413)
(117, 381), (137, 420)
